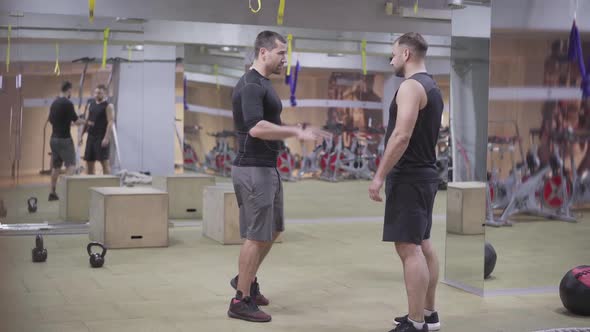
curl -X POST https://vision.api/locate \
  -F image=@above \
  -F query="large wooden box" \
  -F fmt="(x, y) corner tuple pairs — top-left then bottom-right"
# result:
(89, 187), (169, 248)
(202, 185), (283, 245)
(447, 182), (486, 235)
(58, 175), (120, 222)
(152, 174), (215, 219)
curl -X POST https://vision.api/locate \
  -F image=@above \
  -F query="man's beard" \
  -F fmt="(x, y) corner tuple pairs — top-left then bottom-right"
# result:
(273, 63), (284, 75)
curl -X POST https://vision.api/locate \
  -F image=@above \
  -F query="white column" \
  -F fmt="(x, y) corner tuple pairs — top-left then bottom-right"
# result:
(114, 45), (176, 175)
(141, 45), (176, 176)
(449, 5), (491, 182)
(116, 62), (144, 172)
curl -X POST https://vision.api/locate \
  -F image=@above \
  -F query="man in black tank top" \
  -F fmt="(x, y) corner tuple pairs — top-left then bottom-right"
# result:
(80, 84), (114, 174)
(368, 33), (443, 332)
(227, 31), (330, 323)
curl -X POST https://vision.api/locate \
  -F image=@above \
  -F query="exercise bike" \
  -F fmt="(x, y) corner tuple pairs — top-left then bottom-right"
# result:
(487, 135), (525, 210)
(487, 130), (576, 227)
(319, 124), (350, 182)
(277, 142), (297, 181)
(334, 129), (374, 180)
(366, 126), (386, 173)
(436, 126), (452, 190)
(204, 131), (236, 177)
(547, 127), (590, 214)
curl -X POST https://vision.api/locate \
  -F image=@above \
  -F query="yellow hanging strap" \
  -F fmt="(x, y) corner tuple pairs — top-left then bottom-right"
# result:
(6, 25), (11, 73)
(277, 0), (286, 25)
(54, 43), (61, 76)
(102, 28), (109, 69)
(414, 0), (419, 14)
(213, 64), (220, 90)
(249, 0), (262, 13)
(286, 34), (293, 76)
(88, 0), (95, 23)
(361, 39), (367, 75)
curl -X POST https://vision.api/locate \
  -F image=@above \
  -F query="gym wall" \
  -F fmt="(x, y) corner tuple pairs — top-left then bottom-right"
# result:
(184, 81), (235, 161)
(0, 74), (22, 178)
(184, 68), (391, 159)
(271, 70), (331, 156)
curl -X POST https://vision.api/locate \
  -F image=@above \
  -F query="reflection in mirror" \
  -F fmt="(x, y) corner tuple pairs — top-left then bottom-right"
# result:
(181, 25), (451, 220)
(0, 12), (26, 222)
(0, 12), (147, 227)
(485, 0), (590, 295)
(443, 3), (490, 296)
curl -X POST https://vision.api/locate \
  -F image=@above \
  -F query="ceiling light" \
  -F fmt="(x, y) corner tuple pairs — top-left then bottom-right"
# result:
(115, 17), (147, 24)
(123, 44), (144, 51)
(447, 0), (467, 9)
(220, 46), (240, 53)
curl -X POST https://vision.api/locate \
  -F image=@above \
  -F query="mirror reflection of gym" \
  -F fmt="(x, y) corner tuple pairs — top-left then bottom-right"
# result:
(0, 12), (148, 226)
(180, 28), (452, 222)
(442, 3), (491, 296)
(485, 0), (590, 293)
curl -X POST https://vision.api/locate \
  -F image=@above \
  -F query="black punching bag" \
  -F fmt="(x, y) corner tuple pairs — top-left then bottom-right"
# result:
(484, 242), (497, 279)
(559, 265), (590, 316)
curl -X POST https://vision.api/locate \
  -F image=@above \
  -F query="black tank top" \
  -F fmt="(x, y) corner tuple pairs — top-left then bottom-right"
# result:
(87, 100), (108, 136)
(385, 72), (444, 182)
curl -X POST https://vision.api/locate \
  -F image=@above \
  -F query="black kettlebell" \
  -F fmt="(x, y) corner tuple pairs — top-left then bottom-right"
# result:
(87, 242), (107, 268)
(32, 234), (48, 263)
(27, 197), (38, 213)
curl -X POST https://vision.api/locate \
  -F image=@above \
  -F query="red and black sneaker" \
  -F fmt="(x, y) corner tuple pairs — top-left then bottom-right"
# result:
(227, 291), (272, 323)
(230, 275), (270, 306)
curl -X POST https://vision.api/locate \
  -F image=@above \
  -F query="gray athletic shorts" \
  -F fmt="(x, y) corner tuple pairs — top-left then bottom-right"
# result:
(50, 137), (76, 168)
(231, 166), (284, 242)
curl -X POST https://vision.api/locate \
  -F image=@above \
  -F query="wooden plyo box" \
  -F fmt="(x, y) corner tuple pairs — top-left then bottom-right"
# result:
(447, 182), (486, 235)
(152, 174), (215, 219)
(202, 185), (283, 245)
(89, 187), (169, 249)
(58, 175), (120, 222)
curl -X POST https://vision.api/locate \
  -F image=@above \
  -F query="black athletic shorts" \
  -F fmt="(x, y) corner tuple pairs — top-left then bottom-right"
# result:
(84, 134), (110, 162)
(383, 177), (439, 245)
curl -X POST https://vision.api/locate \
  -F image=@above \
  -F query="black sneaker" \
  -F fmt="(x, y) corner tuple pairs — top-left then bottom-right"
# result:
(227, 291), (271, 323)
(48, 193), (59, 201)
(230, 275), (270, 306)
(393, 312), (440, 331)
(389, 320), (427, 332)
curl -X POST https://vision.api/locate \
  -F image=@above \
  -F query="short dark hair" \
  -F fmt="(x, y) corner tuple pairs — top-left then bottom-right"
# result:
(254, 31), (287, 59)
(395, 32), (428, 58)
(61, 81), (72, 93)
(96, 84), (107, 91)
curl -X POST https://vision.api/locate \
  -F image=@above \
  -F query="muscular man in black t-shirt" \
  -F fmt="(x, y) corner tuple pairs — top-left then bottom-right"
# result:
(47, 81), (86, 201)
(227, 31), (330, 323)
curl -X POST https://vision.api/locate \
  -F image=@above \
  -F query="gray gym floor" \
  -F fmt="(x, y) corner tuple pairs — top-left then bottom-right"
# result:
(0, 177), (589, 331)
